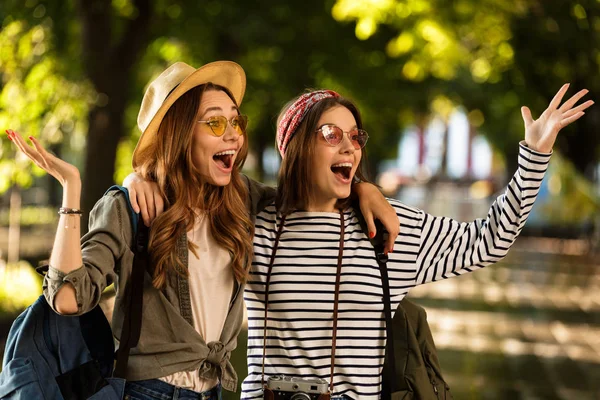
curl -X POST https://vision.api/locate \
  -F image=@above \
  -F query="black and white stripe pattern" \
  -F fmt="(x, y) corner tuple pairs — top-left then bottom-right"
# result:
(242, 143), (551, 399)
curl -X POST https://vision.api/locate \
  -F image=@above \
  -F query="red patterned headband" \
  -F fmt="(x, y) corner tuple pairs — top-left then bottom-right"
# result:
(276, 90), (340, 157)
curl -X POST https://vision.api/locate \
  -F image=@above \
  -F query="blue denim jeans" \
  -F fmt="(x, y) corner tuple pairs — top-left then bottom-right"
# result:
(124, 379), (221, 400)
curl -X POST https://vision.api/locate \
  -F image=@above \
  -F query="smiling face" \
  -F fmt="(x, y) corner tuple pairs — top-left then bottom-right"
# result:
(192, 89), (245, 186)
(308, 105), (362, 212)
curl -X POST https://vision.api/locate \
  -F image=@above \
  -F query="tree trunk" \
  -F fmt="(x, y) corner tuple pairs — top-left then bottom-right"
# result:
(81, 102), (125, 229)
(77, 0), (152, 231)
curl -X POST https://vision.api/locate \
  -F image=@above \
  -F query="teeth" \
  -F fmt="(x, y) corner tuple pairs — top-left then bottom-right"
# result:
(214, 150), (236, 156)
(332, 163), (352, 168)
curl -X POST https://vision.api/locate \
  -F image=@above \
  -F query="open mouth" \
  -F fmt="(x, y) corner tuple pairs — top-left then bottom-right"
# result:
(331, 162), (352, 181)
(213, 150), (235, 170)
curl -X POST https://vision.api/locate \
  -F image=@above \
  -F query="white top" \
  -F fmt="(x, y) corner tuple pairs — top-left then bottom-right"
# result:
(160, 214), (234, 392)
(242, 143), (551, 400)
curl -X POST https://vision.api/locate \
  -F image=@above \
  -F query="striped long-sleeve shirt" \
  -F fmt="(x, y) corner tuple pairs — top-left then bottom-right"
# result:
(242, 143), (551, 400)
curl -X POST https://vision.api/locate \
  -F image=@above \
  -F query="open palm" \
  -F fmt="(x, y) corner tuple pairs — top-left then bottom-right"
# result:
(6, 129), (80, 186)
(522, 84), (594, 153)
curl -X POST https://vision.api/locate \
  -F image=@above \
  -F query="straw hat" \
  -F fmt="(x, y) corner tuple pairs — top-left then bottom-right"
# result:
(132, 61), (246, 167)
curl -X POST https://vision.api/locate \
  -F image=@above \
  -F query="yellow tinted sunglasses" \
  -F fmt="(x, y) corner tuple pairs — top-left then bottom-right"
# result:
(197, 115), (248, 136)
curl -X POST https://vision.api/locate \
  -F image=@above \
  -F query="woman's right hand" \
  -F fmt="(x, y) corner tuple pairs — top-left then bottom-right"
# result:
(123, 172), (164, 226)
(7, 129), (80, 186)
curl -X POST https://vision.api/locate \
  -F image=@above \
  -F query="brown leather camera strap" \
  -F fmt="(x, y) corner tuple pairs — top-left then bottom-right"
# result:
(261, 213), (287, 387)
(329, 210), (345, 393)
(261, 211), (345, 395)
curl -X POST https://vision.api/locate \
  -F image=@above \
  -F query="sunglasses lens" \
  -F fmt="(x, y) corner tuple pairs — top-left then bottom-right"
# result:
(352, 129), (369, 149)
(321, 125), (343, 145)
(207, 116), (227, 136)
(232, 115), (248, 135)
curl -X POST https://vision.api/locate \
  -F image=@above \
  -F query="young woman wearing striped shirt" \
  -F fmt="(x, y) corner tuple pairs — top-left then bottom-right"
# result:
(241, 85), (592, 400)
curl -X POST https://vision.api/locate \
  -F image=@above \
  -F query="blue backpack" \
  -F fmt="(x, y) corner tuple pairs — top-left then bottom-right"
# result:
(0, 295), (125, 399)
(0, 186), (146, 399)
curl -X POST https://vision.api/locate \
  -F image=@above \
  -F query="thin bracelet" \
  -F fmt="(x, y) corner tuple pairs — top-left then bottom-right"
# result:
(58, 207), (83, 215)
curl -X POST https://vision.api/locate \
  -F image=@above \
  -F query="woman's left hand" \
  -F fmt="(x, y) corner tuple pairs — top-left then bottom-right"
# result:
(355, 182), (399, 254)
(522, 84), (594, 153)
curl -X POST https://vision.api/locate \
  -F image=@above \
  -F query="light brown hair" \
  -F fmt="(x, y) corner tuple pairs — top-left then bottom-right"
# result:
(276, 94), (370, 214)
(136, 84), (253, 288)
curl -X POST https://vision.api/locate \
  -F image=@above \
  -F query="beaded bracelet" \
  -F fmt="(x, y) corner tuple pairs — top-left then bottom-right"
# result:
(58, 207), (83, 215)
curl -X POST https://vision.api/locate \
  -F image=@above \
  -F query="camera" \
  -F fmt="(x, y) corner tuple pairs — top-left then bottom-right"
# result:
(266, 374), (329, 400)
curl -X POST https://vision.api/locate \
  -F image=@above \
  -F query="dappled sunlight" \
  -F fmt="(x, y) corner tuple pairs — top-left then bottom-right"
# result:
(332, 0), (517, 82)
(424, 308), (600, 364)
(0, 261), (42, 314)
(411, 267), (600, 312)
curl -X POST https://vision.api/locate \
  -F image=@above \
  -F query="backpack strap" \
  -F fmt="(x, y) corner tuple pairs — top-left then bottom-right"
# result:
(104, 185), (148, 379)
(352, 204), (398, 396)
(104, 185), (140, 236)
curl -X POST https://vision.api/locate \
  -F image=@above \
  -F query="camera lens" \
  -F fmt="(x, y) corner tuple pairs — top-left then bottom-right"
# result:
(290, 393), (311, 400)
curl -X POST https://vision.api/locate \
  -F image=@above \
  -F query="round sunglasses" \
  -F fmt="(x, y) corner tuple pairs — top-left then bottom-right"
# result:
(197, 115), (249, 136)
(317, 124), (369, 149)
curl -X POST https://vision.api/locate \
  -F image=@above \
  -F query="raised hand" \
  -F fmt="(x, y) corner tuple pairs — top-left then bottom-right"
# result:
(6, 129), (80, 186)
(521, 84), (594, 153)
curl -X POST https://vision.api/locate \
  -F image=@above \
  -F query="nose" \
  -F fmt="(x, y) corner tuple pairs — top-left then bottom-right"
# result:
(339, 132), (355, 155)
(222, 121), (239, 142)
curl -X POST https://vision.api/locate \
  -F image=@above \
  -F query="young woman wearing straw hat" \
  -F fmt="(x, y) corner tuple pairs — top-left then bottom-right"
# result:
(6, 61), (397, 400)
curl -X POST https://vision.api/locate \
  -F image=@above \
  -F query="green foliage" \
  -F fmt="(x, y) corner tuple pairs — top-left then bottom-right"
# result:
(1, 0), (599, 197)
(333, 0), (600, 174)
(0, 18), (94, 193)
(332, 0), (520, 83)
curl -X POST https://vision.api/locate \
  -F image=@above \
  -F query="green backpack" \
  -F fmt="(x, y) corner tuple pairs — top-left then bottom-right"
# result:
(354, 207), (453, 400)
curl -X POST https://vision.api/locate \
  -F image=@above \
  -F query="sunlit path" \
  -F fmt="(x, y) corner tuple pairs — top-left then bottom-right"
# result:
(408, 242), (600, 399)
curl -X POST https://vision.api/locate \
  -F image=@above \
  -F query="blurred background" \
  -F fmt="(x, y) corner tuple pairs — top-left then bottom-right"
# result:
(0, 0), (599, 399)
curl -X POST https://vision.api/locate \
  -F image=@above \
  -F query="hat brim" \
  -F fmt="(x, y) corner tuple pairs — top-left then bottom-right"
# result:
(132, 61), (246, 168)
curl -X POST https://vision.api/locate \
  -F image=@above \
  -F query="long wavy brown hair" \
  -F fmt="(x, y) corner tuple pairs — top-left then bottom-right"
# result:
(276, 94), (370, 214)
(135, 83), (253, 288)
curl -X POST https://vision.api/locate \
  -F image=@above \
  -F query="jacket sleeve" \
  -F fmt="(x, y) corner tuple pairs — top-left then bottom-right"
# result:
(242, 174), (276, 220)
(413, 141), (551, 285)
(43, 191), (134, 315)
